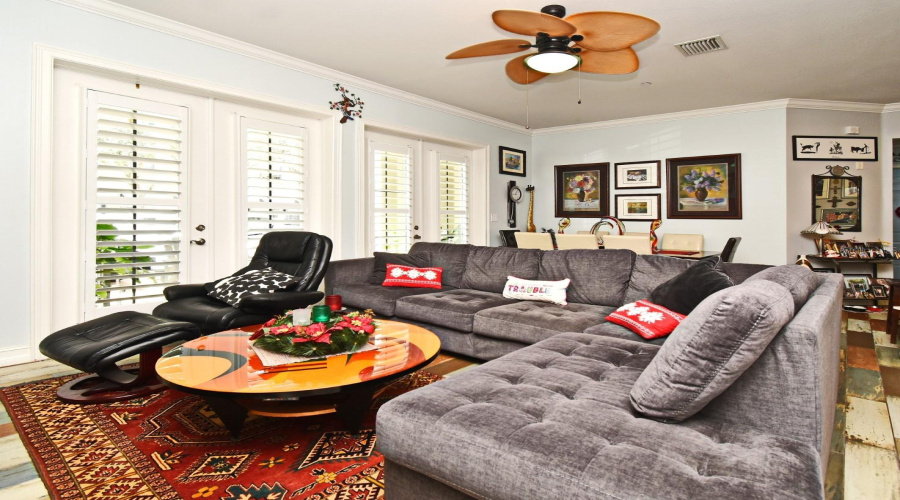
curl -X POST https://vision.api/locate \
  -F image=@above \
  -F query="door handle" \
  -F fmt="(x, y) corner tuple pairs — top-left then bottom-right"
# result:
(195, 224), (206, 232)
(190, 238), (206, 245)
(413, 235), (422, 240)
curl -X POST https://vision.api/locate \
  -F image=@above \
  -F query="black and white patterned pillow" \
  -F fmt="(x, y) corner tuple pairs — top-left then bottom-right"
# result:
(209, 268), (300, 307)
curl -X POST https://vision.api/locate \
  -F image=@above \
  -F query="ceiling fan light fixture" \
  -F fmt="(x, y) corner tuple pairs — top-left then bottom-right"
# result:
(525, 52), (580, 73)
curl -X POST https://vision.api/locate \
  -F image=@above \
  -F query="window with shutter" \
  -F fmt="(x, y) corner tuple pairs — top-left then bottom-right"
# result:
(242, 119), (307, 259)
(439, 153), (469, 244)
(87, 92), (186, 308)
(369, 140), (414, 253)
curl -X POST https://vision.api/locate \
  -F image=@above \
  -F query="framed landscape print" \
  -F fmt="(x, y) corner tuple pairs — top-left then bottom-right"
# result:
(554, 163), (610, 217)
(792, 136), (878, 161)
(499, 146), (526, 176)
(666, 153), (742, 219)
(614, 161), (661, 189)
(615, 194), (660, 221)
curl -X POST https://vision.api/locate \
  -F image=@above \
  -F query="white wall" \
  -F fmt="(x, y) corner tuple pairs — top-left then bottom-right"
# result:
(531, 109), (788, 265)
(0, 0), (530, 359)
(785, 109), (885, 266)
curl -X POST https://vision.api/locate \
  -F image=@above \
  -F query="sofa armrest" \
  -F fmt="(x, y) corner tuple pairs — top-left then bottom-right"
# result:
(324, 257), (375, 294)
(238, 291), (324, 316)
(162, 283), (208, 301)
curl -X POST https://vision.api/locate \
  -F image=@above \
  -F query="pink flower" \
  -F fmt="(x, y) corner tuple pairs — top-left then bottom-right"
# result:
(263, 318), (276, 327)
(249, 329), (265, 341)
(316, 332), (332, 344)
(269, 325), (293, 335)
(292, 336), (314, 343)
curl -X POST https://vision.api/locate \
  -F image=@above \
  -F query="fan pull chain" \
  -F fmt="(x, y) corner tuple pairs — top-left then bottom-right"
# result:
(577, 61), (582, 105)
(525, 69), (530, 129)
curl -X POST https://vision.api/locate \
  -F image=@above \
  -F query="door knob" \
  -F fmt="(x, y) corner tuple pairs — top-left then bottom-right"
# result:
(190, 238), (206, 245)
(195, 224), (206, 231)
(413, 235), (422, 240)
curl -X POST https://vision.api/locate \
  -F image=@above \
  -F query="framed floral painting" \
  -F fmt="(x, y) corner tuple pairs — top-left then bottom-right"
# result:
(666, 154), (742, 219)
(554, 163), (610, 218)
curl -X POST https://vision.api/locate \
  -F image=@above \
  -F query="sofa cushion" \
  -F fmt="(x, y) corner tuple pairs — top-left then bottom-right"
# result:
(583, 321), (668, 345)
(377, 333), (823, 500)
(649, 256), (734, 315)
(333, 283), (440, 317)
(383, 264), (444, 289)
(461, 247), (542, 293)
(606, 300), (685, 340)
(473, 302), (616, 345)
(631, 280), (795, 422)
(395, 289), (517, 332)
(623, 254), (694, 303)
(538, 249), (635, 306)
(369, 252), (429, 284)
(408, 242), (472, 288)
(745, 265), (821, 312)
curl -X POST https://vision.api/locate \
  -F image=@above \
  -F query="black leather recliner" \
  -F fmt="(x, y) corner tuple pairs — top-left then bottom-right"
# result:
(153, 231), (332, 334)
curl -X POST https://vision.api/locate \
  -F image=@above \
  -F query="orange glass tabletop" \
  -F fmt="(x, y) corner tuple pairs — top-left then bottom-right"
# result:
(156, 320), (441, 395)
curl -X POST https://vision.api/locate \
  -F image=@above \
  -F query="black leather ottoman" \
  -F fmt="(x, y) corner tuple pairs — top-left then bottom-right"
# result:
(39, 311), (201, 403)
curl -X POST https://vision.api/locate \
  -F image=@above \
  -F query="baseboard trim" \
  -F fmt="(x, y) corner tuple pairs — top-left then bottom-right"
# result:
(0, 346), (33, 367)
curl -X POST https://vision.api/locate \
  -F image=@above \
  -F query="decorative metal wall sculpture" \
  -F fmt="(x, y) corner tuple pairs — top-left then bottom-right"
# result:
(329, 84), (365, 124)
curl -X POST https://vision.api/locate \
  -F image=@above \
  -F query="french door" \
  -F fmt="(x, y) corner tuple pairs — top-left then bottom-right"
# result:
(365, 131), (475, 254)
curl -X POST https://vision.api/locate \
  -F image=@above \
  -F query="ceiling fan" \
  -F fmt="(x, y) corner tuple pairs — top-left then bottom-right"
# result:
(446, 4), (660, 84)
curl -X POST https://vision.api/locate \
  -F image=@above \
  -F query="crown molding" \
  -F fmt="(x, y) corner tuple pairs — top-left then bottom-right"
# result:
(785, 99), (886, 113)
(883, 103), (900, 113)
(532, 100), (791, 136)
(48, 0), (528, 135)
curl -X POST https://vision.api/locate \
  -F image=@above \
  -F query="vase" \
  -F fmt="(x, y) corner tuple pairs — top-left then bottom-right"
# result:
(694, 187), (708, 202)
(577, 189), (586, 202)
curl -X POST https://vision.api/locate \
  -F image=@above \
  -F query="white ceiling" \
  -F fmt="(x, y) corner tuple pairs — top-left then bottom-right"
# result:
(109, 0), (900, 129)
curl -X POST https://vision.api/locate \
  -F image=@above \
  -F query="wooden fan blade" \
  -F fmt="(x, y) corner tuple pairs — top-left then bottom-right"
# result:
(565, 12), (660, 52)
(446, 39), (532, 59)
(492, 10), (576, 37)
(505, 54), (549, 85)
(577, 48), (639, 74)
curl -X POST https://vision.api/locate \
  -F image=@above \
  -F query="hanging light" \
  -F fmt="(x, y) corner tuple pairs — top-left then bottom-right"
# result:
(524, 51), (580, 73)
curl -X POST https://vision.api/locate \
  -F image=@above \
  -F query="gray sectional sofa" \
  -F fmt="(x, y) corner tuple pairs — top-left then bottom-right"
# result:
(324, 242), (842, 499)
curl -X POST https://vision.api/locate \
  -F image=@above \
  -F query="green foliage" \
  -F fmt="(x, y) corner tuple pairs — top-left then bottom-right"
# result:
(95, 223), (156, 300)
(253, 327), (368, 357)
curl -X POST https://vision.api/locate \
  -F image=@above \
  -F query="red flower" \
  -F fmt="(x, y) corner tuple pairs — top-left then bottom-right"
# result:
(269, 325), (293, 335)
(249, 329), (265, 341)
(305, 323), (327, 338)
(292, 336), (314, 343)
(263, 318), (276, 327)
(316, 332), (332, 344)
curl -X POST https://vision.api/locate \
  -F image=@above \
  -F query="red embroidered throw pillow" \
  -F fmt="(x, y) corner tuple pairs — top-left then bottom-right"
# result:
(382, 264), (443, 289)
(606, 300), (686, 339)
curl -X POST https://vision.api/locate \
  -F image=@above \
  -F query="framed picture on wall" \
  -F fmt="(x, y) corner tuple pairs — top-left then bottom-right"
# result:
(666, 153), (742, 219)
(814, 177), (829, 198)
(614, 194), (660, 221)
(614, 161), (661, 189)
(499, 146), (526, 176)
(792, 136), (878, 161)
(554, 163), (610, 217)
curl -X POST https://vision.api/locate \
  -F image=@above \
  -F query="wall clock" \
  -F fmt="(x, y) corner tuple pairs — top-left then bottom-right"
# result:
(508, 181), (523, 227)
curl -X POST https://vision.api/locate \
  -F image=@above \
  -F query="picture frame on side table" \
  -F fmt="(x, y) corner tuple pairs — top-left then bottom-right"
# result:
(554, 163), (610, 218)
(792, 136), (878, 161)
(615, 194), (661, 221)
(499, 146), (526, 177)
(842, 274), (872, 293)
(614, 161), (661, 189)
(666, 153), (742, 219)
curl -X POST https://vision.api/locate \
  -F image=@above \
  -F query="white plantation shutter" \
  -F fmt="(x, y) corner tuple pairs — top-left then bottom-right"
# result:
(242, 118), (307, 259)
(87, 92), (187, 309)
(438, 152), (469, 244)
(369, 138), (414, 253)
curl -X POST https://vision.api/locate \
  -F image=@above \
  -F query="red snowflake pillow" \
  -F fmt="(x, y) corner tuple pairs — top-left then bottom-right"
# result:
(382, 264), (443, 289)
(606, 300), (686, 339)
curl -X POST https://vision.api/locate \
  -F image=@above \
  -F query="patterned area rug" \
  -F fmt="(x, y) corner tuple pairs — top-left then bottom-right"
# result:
(0, 370), (440, 500)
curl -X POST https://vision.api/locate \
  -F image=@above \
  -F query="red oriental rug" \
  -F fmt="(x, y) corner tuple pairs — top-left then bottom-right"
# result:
(0, 370), (440, 500)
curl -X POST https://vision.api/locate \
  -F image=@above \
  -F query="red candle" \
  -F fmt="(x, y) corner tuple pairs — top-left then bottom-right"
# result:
(324, 295), (342, 311)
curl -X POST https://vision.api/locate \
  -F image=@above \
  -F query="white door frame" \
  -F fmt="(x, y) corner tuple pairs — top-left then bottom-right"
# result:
(29, 45), (340, 364)
(354, 119), (490, 257)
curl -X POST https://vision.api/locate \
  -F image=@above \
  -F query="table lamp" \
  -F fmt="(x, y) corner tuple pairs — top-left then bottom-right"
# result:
(801, 220), (842, 256)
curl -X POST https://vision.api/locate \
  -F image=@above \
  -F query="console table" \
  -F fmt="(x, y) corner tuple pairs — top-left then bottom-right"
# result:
(805, 255), (892, 277)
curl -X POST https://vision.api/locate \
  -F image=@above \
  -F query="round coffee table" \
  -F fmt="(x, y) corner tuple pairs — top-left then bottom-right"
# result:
(155, 320), (441, 437)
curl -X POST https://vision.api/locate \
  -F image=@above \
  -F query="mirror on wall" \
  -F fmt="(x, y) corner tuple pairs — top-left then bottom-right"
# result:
(812, 173), (861, 232)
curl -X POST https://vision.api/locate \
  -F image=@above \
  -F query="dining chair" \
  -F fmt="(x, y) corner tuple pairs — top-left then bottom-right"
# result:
(721, 237), (742, 262)
(602, 234), (653, 254)
(660, 234), (704, 253)
(514, 232), (554, 250)
(555, 234), (600, 250)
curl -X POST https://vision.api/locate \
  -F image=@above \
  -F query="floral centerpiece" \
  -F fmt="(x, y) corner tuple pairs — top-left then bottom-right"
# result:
(250, 310), (377, 358)
(681, 168), (723, 201)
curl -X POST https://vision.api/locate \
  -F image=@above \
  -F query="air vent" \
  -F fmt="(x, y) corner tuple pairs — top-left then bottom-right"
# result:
(675, 36), (727, 56)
